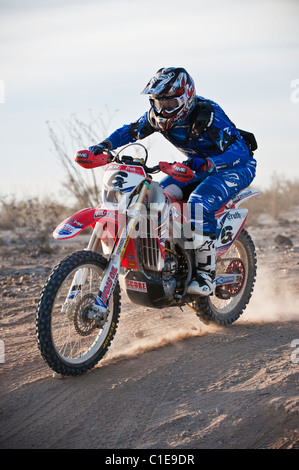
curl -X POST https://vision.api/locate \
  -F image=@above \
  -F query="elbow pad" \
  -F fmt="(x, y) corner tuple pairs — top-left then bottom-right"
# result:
(129, 121), (155, 140)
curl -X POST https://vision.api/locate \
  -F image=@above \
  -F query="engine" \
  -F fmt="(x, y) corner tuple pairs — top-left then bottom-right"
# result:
(161, 253), (178, 300)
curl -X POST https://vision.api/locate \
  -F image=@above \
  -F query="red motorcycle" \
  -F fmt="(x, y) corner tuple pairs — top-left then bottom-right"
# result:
(36, 144), (259, 376)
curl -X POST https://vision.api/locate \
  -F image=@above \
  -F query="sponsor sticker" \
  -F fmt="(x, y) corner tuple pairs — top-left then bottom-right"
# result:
(58, 224), (74, 235)
(94, 210), (118, 220)
(125, 280), (147, 293)
(101, 265), (118, 304)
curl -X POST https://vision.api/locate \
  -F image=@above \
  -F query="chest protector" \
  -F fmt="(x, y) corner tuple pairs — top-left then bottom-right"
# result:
(149, 99), (257, 155)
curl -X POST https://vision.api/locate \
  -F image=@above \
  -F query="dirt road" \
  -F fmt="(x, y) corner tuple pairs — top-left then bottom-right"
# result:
(0, 216), (298, 449)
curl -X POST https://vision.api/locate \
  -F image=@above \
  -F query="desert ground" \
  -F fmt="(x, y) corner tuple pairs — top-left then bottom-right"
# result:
(0, 211), (298, 450)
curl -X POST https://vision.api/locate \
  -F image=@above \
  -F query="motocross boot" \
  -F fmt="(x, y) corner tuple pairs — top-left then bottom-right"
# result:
(187, 235), (216, 296)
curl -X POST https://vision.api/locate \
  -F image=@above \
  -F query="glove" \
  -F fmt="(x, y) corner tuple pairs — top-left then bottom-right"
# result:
(89, 140), (111, 156)
(200, 158), (215, 173)
(183, 157), (215, 173)
(183, 158), (205, 172)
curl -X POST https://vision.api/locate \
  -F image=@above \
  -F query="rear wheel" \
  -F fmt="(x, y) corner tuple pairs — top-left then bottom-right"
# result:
(193, 229), (256, 326)
(36, 250), (120, 376)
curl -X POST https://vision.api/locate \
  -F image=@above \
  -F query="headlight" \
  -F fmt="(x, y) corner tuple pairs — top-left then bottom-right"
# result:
(103, 189), (124, 204)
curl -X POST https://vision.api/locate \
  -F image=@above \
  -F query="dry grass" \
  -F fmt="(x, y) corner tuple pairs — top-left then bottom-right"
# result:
(245, 174), (299, 226)
(0, 196), (69, 253)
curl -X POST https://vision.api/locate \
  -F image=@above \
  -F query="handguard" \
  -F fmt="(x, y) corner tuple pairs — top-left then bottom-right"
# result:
(159, 161), (194, 183)
(75, 150), (109, 169)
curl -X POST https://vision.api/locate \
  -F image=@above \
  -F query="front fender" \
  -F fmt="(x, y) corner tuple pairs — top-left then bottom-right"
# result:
(53, 206), (138, 270)
(53, 206), (121, 240)
(53, 208), (98, 239)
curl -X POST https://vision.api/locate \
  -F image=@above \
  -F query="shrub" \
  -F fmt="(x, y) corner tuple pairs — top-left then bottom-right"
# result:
(0, 196), (68, 253)
(245, 173), (299, 225)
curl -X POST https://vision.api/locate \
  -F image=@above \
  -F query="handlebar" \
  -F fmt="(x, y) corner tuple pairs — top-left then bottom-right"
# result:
(77, 143), (194, 182)
(144, 164), (160, 174)
(108, 145), (161, 174)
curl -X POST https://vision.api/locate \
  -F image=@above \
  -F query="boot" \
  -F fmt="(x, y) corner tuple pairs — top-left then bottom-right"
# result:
(187, 235), (216, 296)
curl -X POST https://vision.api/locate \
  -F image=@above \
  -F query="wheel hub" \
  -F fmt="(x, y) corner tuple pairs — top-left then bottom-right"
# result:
(225, 259), (245, 296)
(73, 293), (98, 336)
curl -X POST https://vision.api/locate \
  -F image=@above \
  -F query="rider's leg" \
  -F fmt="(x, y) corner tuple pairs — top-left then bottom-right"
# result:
(159, 174), (202, 200)
(187, 164), (256, 296)
(187, 232), (217, 296)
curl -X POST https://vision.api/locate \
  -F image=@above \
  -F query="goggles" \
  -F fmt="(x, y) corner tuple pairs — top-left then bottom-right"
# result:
(150, 94), (187, 117)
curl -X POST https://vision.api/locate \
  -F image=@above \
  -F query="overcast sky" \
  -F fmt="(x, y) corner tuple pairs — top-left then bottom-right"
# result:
(0, 0), (298, 201)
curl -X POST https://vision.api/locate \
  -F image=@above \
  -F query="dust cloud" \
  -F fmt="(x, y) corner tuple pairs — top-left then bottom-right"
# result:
(242, 265), (299, 323)
(103, 261), (299, 365)
(102, 326), (211, 364)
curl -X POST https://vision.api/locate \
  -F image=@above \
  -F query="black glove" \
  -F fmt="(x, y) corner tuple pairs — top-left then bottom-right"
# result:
(182, 159), (192, 168)
(89, 140), (111, 156)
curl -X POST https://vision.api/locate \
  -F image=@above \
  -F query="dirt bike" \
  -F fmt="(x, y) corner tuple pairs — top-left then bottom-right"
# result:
(36, 143), (259, 376)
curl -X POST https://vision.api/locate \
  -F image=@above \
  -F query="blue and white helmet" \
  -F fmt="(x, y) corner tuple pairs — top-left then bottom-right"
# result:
(141, 67), (196, 131)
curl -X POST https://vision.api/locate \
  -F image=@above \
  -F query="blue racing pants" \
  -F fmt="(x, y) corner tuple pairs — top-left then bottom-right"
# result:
(160, 158), (257, 236)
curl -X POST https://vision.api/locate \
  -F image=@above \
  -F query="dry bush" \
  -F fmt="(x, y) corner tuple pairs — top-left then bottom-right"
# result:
(0, 195), (69, 253)
(245, 173), (299, 226)
(47, 108), (118, 207)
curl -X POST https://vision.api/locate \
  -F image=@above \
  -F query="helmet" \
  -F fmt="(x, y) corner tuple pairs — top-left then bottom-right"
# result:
(141, 67), (196, 131)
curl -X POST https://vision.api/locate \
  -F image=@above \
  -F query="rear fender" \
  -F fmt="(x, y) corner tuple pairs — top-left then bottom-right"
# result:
(233, 188), (260, 208)
(216, 188), (260, 219)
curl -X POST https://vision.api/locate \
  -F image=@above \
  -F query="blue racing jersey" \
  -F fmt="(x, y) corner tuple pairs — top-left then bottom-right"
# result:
(104, 96), (253, 171)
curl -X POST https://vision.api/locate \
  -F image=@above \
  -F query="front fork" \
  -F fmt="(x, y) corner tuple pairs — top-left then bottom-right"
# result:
(62, 181), (150, 320)
(90, 180), (151, 317)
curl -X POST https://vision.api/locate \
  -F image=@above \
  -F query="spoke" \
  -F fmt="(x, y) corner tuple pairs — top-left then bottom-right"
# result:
(211, 240), (248, 314)
(50, 263), (114, 364)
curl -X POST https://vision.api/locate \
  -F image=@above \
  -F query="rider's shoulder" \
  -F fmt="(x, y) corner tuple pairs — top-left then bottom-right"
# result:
(196, 96), (219, 112)
(195, 96), (235, 127)
(187, 97), (215, 135)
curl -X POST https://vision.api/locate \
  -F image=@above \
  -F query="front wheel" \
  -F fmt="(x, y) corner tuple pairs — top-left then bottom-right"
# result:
(36, 250), (120, 376)
(193, 229), (256, 326)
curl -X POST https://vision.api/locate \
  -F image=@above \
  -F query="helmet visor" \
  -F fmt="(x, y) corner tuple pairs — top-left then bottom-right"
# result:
(150, 94), (186, 117)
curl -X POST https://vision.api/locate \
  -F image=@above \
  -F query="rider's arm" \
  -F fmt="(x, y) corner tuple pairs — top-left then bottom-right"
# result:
(203, 101), (252, 170)
(189, 100), (252, 172)
(208, 137), (251, 171)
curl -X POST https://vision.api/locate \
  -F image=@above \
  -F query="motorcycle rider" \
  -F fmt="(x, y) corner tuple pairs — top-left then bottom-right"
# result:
(89, 67), (257, 296)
